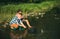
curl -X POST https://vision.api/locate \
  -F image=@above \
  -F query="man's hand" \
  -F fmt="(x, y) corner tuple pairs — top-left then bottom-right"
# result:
(23, 26), (26, 28)
(28, 26), (32, 29)
(19, 24), (26, 28)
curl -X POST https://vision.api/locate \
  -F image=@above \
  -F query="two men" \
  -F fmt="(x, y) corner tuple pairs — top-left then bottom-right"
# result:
(10, 9), (32, 30)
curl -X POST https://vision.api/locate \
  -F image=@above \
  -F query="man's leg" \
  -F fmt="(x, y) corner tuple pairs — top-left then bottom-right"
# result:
(23, 19), (32, 28)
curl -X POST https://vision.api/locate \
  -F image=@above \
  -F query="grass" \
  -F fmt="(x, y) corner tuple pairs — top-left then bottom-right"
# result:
(0, 1), (57, 22)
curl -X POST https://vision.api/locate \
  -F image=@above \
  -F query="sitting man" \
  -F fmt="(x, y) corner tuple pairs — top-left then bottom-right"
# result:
(9, 9), (32, 30)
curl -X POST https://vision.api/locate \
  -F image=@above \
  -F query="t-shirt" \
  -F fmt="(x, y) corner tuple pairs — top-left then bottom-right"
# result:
(9, 16), (22, 25)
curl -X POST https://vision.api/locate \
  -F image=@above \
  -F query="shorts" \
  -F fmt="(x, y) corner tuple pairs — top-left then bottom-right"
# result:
(10, 24), (18, 28)
(10, 24), (26, 31)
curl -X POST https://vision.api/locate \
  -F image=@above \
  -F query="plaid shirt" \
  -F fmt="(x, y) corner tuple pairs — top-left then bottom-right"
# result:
(9, 16), (22, 25)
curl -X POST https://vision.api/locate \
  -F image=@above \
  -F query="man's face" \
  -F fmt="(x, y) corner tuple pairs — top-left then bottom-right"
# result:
(18, 11), (22, 15)
(18, 11), (22, 13)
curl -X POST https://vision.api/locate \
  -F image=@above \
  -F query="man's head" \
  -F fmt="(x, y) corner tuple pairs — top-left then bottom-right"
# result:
(17, 9), (22, 15)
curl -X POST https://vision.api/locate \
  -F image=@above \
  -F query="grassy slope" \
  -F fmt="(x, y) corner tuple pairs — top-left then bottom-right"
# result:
(0, 1), (57, 22)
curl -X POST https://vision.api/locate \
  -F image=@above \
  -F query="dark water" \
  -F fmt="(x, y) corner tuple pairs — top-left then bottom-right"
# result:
(0, 19), (60, 39)
(0, 29), (38, 39)
(0, 26), (59, 39)
(0, 16), (60, 39)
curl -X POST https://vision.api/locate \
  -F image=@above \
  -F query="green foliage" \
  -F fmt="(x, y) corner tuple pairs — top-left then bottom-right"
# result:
(0, 1), (57, 22)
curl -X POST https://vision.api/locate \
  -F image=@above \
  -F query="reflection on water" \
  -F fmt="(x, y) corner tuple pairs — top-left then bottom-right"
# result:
(10, 30), (27, 39)
(0, 28), (38, 39)
(0, 27), (59, 39)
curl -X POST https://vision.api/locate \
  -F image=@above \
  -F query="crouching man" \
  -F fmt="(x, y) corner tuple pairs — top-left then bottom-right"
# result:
(9, 9), (32, 30)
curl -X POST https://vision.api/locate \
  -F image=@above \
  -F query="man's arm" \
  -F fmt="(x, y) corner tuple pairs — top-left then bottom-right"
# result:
(16, 19), (26, 28)
(20, 21), (26, 28)
(19, 20), (26, 28)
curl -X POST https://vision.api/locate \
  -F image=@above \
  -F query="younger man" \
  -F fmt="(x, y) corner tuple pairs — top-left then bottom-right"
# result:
(9, 9), (32, 30)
